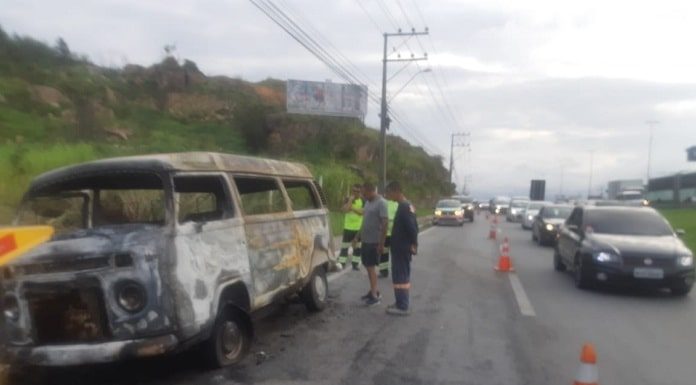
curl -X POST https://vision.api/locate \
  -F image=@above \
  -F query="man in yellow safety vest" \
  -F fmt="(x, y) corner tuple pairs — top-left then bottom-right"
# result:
(379, 199), (398, 277)
(339, 184), (364, 270)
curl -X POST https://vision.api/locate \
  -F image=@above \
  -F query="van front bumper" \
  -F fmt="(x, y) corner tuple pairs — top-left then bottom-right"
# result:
(5, 334), (178, 367)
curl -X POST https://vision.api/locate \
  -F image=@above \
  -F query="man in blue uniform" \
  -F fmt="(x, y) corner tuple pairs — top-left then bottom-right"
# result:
(384, 181), (418, 316)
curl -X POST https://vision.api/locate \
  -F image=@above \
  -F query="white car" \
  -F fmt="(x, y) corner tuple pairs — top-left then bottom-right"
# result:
(521, 201), (552, 230)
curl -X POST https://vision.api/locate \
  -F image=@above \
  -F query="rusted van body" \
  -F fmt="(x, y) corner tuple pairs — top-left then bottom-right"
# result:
(2, 152), (335, 367)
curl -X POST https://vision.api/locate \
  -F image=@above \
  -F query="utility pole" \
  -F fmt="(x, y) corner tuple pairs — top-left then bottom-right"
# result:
(646, 120), (658, 184)
(449, 132), (470, 186)
(379, 29), (429, 192)
(587, 150), (594, 199)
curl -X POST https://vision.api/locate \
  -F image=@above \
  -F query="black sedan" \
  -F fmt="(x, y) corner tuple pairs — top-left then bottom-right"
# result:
(554, 206), (694, 295)
(532, 205), (573, 246)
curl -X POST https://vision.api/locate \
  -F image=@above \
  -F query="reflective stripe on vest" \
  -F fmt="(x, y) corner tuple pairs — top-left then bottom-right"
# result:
(344, 198), (363, 231)
(386, 200), (398, 236)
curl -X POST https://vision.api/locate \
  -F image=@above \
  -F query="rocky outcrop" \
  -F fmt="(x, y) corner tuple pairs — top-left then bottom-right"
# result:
(28, 85), (70, 108)
(166, 92), (234, 121)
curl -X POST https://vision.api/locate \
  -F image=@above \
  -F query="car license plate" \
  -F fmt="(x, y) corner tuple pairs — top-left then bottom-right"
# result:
(633, 267), (664, 279)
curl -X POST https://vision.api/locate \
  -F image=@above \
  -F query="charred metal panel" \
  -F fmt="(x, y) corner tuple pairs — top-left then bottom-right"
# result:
(28, 152), (312, 196)
(1, 225), (176, 349)
(171, 218), (251, 339)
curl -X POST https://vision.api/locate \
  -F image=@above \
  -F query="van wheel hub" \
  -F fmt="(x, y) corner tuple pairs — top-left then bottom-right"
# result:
(314, 274), (327, 302)
(221, 321), (244, 359)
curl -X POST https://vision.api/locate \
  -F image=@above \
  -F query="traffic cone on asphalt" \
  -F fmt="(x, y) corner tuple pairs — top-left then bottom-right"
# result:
(488, 222), (497, 240)
(573, 343), (599, 385)
(494, 237), (515, 272)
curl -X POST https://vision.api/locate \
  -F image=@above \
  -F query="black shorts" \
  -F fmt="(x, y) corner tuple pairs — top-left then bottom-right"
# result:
(361, 243), (379, 267)
(391, 251), (411, 284)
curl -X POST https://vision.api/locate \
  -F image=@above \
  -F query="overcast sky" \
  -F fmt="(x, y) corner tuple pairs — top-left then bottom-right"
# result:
(2, 0), (696, 198)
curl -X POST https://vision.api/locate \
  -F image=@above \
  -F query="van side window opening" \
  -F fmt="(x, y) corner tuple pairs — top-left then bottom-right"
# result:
(98, 190), (165, 225)
(234, 177), (287, 215)
(174, 175), (233, 223)
(283, 180), (320, 211)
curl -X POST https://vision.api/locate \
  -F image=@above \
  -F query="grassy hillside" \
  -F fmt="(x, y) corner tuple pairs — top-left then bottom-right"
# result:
(0, 27), (452, 223)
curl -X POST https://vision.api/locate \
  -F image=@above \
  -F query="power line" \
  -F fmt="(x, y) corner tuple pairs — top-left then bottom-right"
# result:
(354, 0), (383, 33)
(250, 0), (441, 155)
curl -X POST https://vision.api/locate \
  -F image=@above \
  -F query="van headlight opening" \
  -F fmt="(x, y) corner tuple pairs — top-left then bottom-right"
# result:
(545, 224), (554, 231)
(3, 296), (20, 321)
(116, 281), (147, 313)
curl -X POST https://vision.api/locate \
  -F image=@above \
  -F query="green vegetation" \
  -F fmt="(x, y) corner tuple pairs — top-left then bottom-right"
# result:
(660, 208), (696, 252)
(0, 26), (453, 224)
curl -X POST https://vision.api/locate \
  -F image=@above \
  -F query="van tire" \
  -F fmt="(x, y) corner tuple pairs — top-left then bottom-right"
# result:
(203, 306), (252, 368)
(301, 266), (328, 312)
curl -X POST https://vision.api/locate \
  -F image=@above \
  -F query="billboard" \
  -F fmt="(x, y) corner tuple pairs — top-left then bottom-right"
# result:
(530, 180), (546, 201)
(286, 79), (368, 119)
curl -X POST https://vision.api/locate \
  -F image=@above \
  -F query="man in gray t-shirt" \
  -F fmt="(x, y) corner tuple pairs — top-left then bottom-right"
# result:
(359, 182), (388, 306)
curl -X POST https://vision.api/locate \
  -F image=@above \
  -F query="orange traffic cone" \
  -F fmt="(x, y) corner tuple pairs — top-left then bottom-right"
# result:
(494, 237), (515, 272)
(573, 343), (599, 385)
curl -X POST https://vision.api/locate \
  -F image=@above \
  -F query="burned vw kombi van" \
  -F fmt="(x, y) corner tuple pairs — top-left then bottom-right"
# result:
(2, 152), (335, 367)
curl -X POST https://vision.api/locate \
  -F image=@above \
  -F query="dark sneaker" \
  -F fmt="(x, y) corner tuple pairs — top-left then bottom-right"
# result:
(365, 295), (381, 307)
(386, 304), (410, 316)
(360, 291), (381, 301)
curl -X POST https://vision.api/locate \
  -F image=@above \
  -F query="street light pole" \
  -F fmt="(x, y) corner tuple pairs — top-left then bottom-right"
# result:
(379, 33), (389, 194)
(378, 29), (429, 193)
(646, 120), (658, 184)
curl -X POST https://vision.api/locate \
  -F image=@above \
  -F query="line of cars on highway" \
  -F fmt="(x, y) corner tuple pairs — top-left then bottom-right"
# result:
(515, 199), (694, 296)
(433, 194), (694, 296)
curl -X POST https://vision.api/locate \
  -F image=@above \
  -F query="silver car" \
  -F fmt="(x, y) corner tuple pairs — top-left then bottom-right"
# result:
(521, 201), (552, 230)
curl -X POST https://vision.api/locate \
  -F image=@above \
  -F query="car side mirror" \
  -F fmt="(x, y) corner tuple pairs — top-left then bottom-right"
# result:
(676, 229), (686, 237)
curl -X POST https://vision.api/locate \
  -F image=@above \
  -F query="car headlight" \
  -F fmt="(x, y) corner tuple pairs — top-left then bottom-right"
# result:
(467, 205), (474, 210)
(528, 215), (534, 220)
(454, 210), (464, 216)
(3, 296), (20, 321)
(545, 223), (554, 231)
(434, 210), (442, 216)
(678, 255), (694, 267)
(594, 251), (620, 263)
(116, 281), (147, 313)
(495, 208), (500, 214)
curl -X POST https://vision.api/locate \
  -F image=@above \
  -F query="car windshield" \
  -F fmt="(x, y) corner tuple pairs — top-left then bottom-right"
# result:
(16, 194), (87, 235)
(16, 172), (166, 234)
(511, 201), (529, 208)
(542, 207), (573, 219)
(586, 210), (674, 236)
(527, 202), (546, 210)
(437, 199), (461, 208)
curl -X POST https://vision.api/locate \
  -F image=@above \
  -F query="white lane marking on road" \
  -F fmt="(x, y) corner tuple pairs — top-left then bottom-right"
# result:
(419, 226), (435, 236)
(508, 273), (537, 317)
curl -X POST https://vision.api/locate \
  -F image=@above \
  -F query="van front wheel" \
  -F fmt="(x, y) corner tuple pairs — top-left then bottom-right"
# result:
(203, 306), (252, 368)
(301, 267), (328, 312)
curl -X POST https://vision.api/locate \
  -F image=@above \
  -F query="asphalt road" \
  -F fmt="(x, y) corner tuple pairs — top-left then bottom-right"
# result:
(9, 212), (696, 384)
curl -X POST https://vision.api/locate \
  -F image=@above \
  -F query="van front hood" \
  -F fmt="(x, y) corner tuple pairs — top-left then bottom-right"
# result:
(8, 224), (165, 268)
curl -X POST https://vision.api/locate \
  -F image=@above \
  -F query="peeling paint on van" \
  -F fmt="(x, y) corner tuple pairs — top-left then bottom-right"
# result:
(1, 152), (335, 366)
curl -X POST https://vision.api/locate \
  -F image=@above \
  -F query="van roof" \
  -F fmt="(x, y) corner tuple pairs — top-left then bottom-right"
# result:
(28, 152), (313, 194)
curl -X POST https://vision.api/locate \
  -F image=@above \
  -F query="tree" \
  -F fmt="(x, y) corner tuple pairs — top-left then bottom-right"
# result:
(55, 37), (70, 58)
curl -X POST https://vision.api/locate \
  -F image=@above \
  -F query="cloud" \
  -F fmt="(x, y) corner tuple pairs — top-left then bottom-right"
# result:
(2, 0), (696, 198)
